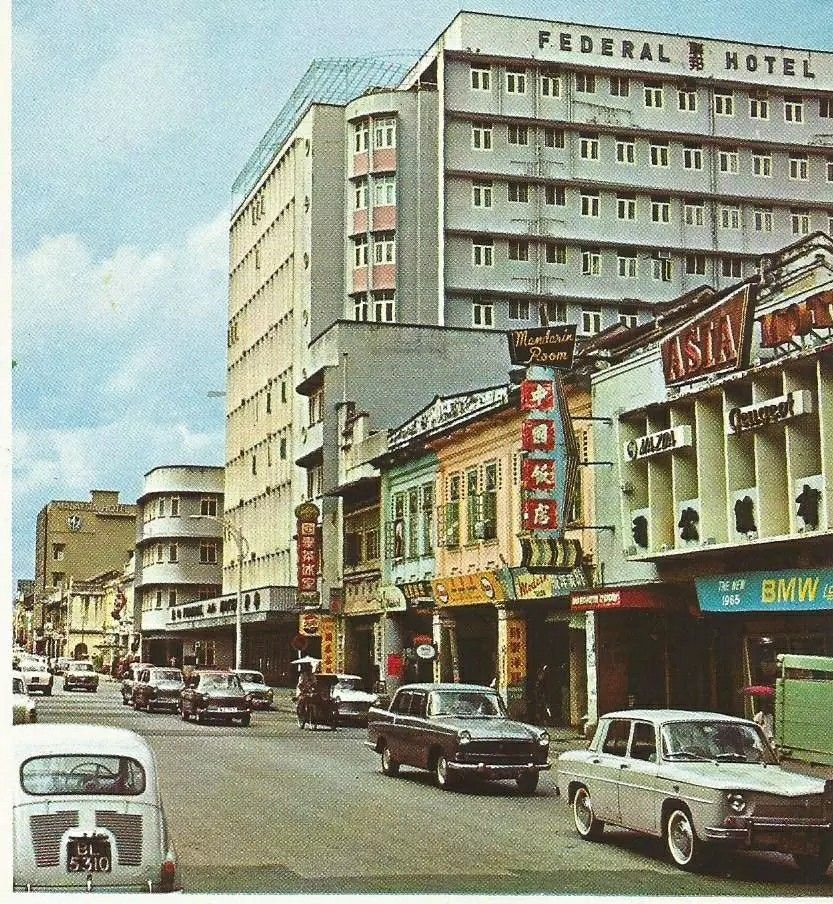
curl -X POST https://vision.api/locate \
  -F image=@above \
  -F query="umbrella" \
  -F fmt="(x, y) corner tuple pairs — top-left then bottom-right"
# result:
(741, 685), (775, 698)
(290, 655), (321, 667)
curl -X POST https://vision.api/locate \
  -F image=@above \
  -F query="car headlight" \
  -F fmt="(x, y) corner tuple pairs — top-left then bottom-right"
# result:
(727, 792), (747, 814)
(459, 730), (472, 745)
(537, 731), (550, 747)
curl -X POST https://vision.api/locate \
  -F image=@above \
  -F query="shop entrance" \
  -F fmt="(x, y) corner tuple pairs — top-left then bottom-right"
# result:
(596, 611), (668, 714)
(451, 607), (497, 686)
(345, 619), (375, 686)
(525, 611), (572, 726)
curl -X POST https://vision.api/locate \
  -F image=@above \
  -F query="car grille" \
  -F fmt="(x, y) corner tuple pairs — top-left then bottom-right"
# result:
(462, 740), (534, 762)
(752, 794), (825, 819)
(95, 811), (142, 865)
(30, 811), (79, 866)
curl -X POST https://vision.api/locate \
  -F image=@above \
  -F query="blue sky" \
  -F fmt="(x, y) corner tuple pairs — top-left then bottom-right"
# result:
(10, 0), (832, 587)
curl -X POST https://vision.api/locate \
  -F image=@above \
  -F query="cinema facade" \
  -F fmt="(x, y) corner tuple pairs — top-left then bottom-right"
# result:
(586, 232), (833, 728)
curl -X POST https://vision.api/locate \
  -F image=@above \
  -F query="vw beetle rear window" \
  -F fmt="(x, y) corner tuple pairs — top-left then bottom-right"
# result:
(21, 755), (146, 796)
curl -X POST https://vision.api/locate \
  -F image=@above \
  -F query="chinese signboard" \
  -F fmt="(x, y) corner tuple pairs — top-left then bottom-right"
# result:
(400, 580), (435, 609)
(299, 611), (321, 636)
(319, 616), (337, 672)
(432, 571), (505, 607)
(295, 502), (320, 603)
(521, 498), (560, 532)
(510, 566), (586, 599)
(521, 419), (556, 452)
(508, 326), (577, 369)
(520, 379), (555, 412)
(505, 616), (526, 686)
(696, 569), (833, 613)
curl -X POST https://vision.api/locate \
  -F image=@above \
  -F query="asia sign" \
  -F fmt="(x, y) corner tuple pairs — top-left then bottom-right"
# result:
(508, 326), (577, 369)
(295, 502), (320, 602)
(696, 569), (833, 613)
(661, 285), (754, 386)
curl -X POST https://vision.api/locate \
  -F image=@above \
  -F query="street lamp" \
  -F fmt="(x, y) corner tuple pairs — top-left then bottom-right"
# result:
(190, 514), (249, 669)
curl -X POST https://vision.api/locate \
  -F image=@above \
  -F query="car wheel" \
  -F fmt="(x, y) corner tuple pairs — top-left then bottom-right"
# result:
(516, 771), (539, 795)
(666, 807), (706, 870)
(572, 786), (605, 841)
(793, 847), (832, 882)
(434, 753), (456, 790)
(381, 744), (399, 777)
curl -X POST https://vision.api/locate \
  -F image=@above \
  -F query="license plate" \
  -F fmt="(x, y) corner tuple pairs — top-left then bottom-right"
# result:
(67, 837), (112, 873)
(753, 829), (819, 855)
(215, 706), (238, 712)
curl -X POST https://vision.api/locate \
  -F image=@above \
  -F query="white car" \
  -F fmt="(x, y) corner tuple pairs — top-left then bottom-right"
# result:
(333, 674), (379, 723)
(13, 671), (38, 725)
(232, 670), (274, 710)
(13, 724), (180, 892)
(63, 660), (100, 693)
(18, 656), (54, 696)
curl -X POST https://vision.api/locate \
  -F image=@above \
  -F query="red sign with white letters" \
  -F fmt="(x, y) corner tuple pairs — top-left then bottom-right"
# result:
(295, 502), (320, 599)
(521, 419), (556, 452)
(522, 499), (560, 532)
(521, 458), (557, 492)
(520, 380), (555, 412)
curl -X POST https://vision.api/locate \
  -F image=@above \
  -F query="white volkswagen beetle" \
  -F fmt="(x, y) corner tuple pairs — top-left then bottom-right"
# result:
(13, 725), (180, 892)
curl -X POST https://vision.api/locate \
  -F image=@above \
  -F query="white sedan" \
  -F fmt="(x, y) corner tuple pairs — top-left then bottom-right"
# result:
(333, 674), (379, 723)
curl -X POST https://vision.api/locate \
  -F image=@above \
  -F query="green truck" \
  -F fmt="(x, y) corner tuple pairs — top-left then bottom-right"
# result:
(775, 653), (833, 767)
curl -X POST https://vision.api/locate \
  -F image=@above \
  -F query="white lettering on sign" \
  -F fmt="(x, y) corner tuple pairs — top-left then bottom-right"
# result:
(726, 390), (813, 434)
(625, 426), (692, 461)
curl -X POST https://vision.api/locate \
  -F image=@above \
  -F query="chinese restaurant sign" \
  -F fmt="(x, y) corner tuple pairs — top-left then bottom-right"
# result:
(319, 616), (337, 672)
(696, 569), (833, 613)
(295, 502), (320, 603)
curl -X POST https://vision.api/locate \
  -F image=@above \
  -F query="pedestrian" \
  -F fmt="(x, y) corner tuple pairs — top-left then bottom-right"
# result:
(753, 696), (774, 743)
(169, 656), (177, 669)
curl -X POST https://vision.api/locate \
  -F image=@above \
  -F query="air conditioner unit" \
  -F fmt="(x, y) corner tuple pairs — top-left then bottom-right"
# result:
(731, 487), (759, 542)
(629, 507), (651, 552)
(676, 497), (701, 548)
(794, 474), (826, 533)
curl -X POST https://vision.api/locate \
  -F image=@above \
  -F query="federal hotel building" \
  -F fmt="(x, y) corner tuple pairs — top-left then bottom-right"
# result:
(220, 12), (832, 684)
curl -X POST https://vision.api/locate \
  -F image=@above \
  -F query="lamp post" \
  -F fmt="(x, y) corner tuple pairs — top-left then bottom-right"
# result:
(190, 514), (248, 669)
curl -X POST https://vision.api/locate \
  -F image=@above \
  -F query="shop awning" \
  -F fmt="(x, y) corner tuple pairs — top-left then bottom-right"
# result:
(570, 586), (666, 612)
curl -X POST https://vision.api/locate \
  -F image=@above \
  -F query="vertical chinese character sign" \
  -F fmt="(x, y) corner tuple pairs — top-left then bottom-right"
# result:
(295, 502), (320, 604)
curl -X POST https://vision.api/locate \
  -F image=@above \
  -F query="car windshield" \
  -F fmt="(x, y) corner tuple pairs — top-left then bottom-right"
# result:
(236, 672), (264, 684)
(661, 720), (777, 764)
(429, 690), (506, 718)
(72, 662), (94, 672)
(336, 677), (363, 692)
(21, 755), (146, 796)
(200, 674), (241, 691)
(13, 677), (25, 694)
(154, 669), (182, 682)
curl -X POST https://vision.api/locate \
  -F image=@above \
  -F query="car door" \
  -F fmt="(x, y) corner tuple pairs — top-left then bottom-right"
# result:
(386, 691), (411, 762)
(588, 718), (632, 824)
(402, 691), (430, 768)
(617, 720), (660, 835)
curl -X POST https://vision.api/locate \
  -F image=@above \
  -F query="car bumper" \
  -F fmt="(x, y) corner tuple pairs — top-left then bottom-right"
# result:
(704, 818), (832, 853)
(447, 761), (551, 779)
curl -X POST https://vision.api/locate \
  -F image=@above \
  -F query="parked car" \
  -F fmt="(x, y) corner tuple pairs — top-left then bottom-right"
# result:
(18, 656), (53, 696)
(132, 668), (185, 713)
(63, 660), (100, 693)
(231, 669), (274, 710)
(557, 709), (833, 879)
(333, 674), (378, 723)
(179, 671), (251, 726)
(367, 683), (551, 794)
(121, 663), (153, 705)
(13, 671), (38, 725)
(12, 724), (180, 892)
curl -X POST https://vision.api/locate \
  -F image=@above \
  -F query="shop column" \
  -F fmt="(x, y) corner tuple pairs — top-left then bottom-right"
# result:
(496, 605), (527, 719)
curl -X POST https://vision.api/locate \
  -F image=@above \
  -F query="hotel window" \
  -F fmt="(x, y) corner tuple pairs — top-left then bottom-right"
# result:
(472, 301), (494, 327)
(509, 298), (530, 320)
(651, 197), (671, 223)
(157, 497), (167, 517)
(480, 462), (499, 540)
(374, 117), (396, 149)
(752, 153), (772, 177)
(353, 293), (369, 321)
(199, 541), (218, 565)
(420, 482), (434, 553)
(685, 253), (706, 275)
(353, 235), (368, 268)
(373, 290), (395, 322)
(651, 252), (672, 282)
(52, 543), (65, 561)
(821, 98), (833, 118)
(473, 239), (494, 267)
(354, 178), (368, 210)
(719, 148), (739, 174)
(306, 464), (323, 500)
(470, 65), (491, 91)
(168, 544), (178, 563)
(472, 179), (493, 208)
(540, 72), (561, 97)
(508, 181), (530, 203)
(789, 155), (808, 180)
(580, 191), (600, 217)
(581, 247), (601, 276)
(156, 591), (163, 609)
(617, 194), (636, 220)
(545, 242), (566, 264)
(373, 174), (396, 206)
(683, 144), (703, 170)
(684, 200), (705, 226)
(784, 96), (804, 123)
(444, 474), (461, 548)
(543, 127), (565, 147)
(508, 239), (529, 261)
(353, 120), (369, 153)
(750, 94), (769, 119)
(581, 305), (602, 335)
(721, 258), (742, 278)
(575, 72), (595, 93)
(610, 76), (629, 97)
(465, 467), (480, 542)
(168, 590), (177, 608)
(754, 207), (773, 232)
(472, 123), (493, 150)
(265, 392), (271, 414)
(615, 136), (635, 164)
(580, 133), (599, 160)
(508, 124), (529, 146)
(280, 437), (287, 459)
(619, 308), (638, 328)
(644, 81), (663, 108)
(721, 205), (741, 229)
(650, 142), (669, 167)
(714, 92), (734, 116)
(374, 232), (395, 264)
(540, 300), (567, 323)
(170, 496), (179, 516)
(791, 209), (811, 236)
(506, 69), (526, 94)
(544, 184), (566, 206)
(827, 159), (833, 182)
(678, 87), (697, 111)
(200, 497), (218, 517)
(617, 251), (638, 278)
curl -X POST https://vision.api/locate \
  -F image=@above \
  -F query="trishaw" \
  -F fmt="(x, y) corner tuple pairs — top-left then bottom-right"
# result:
(296, 673), (339, 730)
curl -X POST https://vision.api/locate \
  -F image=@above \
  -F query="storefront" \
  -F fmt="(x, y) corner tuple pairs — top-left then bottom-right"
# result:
(379, 581), (435, 687)
(341, 573), (383, 686)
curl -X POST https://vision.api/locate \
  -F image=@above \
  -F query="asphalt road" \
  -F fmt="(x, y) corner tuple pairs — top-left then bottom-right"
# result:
(31, 678), (832, 895)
